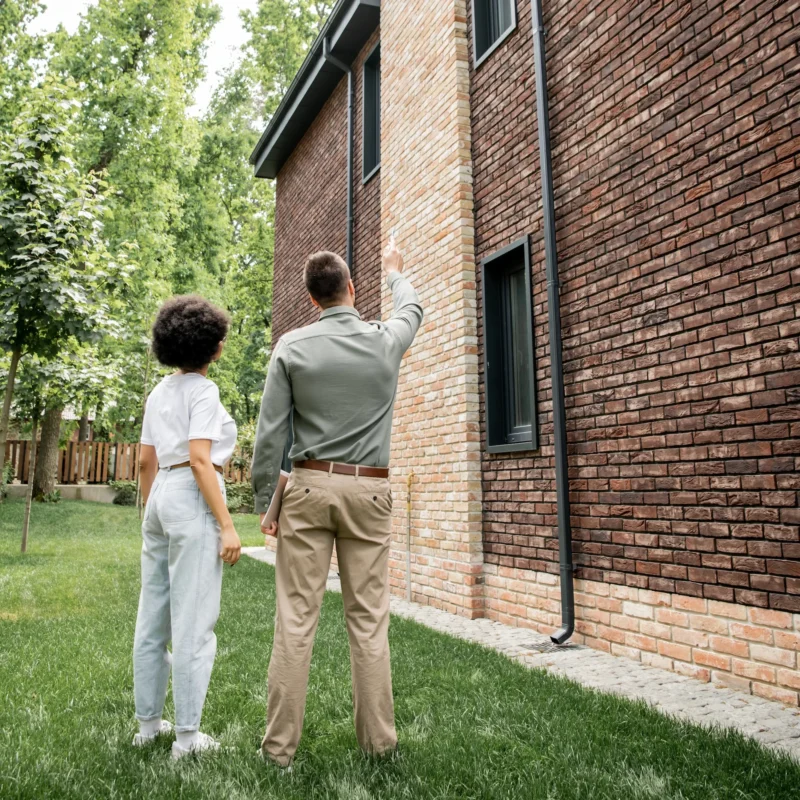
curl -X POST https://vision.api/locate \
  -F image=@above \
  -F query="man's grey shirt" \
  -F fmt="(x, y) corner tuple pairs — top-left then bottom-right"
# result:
(251, 272), (423, 513)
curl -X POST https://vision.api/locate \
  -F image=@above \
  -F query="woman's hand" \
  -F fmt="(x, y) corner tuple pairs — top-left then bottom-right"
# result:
(189, 439), (240, 566)
(220, 524), (241, 565)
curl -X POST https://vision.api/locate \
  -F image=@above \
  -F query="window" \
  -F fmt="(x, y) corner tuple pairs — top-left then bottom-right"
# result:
(473, 0), (517, 66)
(482, 237), (537, 453)
(362, 43), (380, 182)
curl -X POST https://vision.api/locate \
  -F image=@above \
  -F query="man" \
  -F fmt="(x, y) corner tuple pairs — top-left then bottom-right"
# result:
(251, 237), (423, 766)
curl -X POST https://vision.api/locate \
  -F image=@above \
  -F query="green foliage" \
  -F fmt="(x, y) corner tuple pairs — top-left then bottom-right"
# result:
(13, 347), (121, 426)
(0, 0), (336, 443)
(0, 80), (131, 361)
(36, 488), (61, 504)
(46, 1), (223, 431)
(110, 480), (137, 506)
(225, 479), (254, 514)
(0, 0), (45, 128)
(241, 0), (334, 118)
(172, 66), (275, 423)
(170, 0), (336, 425)
(0, 460), (14, 502)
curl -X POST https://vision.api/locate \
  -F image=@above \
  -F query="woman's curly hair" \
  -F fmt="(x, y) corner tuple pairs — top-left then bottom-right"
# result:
(151, 295), (230, 371)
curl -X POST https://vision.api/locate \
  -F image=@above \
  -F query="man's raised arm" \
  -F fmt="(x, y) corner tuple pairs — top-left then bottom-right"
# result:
(383, 237), (423, 354)
(251, 339), (292, 514)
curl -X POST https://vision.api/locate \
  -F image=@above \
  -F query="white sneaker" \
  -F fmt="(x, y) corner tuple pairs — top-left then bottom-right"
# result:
(132, 720), (174, 746)
(171, 732), (221, 760)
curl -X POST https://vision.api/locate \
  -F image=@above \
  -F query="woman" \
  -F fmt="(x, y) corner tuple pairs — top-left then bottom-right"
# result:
(132, 295), (241, 759)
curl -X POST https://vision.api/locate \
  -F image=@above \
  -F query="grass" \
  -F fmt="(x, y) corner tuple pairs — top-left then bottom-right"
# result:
(0, 499), (799, 800)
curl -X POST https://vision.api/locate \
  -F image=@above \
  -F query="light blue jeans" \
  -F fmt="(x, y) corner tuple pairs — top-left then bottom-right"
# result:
(133, 468), (226, 732)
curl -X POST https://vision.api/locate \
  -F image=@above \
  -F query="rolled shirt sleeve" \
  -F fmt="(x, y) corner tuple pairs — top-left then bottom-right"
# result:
(251, 339), (293, 514)
(140, 398), (155, 446)
(384, 272), (423, 356)
(188, 382), (223, 442)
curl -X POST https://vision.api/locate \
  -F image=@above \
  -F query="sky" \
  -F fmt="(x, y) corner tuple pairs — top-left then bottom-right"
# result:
(28, 0), (258, 115)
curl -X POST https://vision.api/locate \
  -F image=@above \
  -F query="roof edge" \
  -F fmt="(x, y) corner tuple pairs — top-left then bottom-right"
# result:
(249, 0), (380, 179)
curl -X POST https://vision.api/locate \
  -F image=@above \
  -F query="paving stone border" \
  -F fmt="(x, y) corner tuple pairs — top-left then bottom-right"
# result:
(243, 547), (800, 758)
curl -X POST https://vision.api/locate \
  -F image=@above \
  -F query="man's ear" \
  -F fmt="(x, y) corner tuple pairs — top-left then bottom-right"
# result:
(309, 292), (321, 310)
(348, 279), (355, 298)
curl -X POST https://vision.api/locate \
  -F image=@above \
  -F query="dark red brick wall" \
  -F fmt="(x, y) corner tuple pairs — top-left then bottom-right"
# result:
(353, 30), (383, 322)
(273, 81), (346, 342)
(273, 29), (382, 343)
(469, 0), (800, 610)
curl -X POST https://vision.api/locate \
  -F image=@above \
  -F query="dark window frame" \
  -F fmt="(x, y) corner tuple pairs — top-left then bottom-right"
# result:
(362, 41), (381, 184)
(471, 0), (518, 68)
(481, 236), (538, 454)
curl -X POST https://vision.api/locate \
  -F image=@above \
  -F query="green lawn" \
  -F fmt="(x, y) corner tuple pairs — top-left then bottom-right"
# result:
(1, 499), (798, 800)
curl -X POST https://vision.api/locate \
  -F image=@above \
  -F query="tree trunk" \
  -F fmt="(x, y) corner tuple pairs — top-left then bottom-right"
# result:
(33, 405), (62, 498)
(21, 416), (39, 554)
(0, 348), (22, 469)
(78, 413), (90, 442)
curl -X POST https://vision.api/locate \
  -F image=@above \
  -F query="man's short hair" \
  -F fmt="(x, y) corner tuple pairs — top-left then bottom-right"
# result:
(304, 251), (350, 306)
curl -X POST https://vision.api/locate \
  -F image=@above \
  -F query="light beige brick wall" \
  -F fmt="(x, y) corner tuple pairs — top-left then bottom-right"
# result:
(381, 0), (484, 615)
(484, 564), (800, 706)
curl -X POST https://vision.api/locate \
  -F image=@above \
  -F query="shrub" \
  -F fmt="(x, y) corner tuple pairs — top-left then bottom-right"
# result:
(0, 461), (14, 503)
(110, 480), (137, 506)
(37, 489), (61, 504)
(225, 481), (253, 514)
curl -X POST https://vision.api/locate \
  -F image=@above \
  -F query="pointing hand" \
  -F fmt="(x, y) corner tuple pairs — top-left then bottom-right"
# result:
(382, 235), (404, 275)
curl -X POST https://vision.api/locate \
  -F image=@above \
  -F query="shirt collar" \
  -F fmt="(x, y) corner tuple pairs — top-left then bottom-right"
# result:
(320, 305), (361, 320)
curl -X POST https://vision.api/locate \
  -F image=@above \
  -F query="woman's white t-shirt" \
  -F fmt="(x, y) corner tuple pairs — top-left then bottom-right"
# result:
(141, 373), (237, 468)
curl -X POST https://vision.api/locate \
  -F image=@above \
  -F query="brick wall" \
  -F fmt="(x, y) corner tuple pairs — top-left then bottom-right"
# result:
(381, 0), (485, 615)
(273, 82), (346, 342)
(352, 30), (383, 322)
(273, 31), (383, 342)
(470, 0), (800, 608)
(265, 0), (800, 704)
(486, 562), (800, 705)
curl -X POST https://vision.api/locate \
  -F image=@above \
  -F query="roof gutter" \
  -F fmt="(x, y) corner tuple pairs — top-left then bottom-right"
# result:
(322, 37), (355, 270)
(249, 0), (379, 180)
(531, 0), (575, 644)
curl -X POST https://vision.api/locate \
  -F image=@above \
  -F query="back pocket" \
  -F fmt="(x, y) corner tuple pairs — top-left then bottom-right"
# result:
(159, 484), (200, 523)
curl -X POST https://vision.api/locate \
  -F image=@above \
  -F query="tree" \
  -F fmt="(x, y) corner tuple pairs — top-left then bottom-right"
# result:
(0, 0), (45, 128)
(30, 345), (113, 497)
(25, 1), (222, 470)
(168, 0), (335, 426)
(173, 65), (274, 423)
(1, 0), (337, 476)
(241, 0), (333, 118)
(51, 0), (221, 277)
(0, 81), (130, 468)
(13, 354), (102, 549)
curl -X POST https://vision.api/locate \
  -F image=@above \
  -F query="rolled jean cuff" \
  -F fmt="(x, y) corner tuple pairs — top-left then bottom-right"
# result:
(135, 713), (163, 722)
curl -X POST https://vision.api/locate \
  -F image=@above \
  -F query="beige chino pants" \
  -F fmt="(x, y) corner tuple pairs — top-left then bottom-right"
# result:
(262, 467), (398, 765)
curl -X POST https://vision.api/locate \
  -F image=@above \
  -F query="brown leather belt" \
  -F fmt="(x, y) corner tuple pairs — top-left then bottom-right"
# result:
(294, 459), (389, 479)
(164, 461), (224, 475)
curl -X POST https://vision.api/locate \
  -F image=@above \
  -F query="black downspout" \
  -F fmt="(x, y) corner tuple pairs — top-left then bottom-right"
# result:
(532, 0), (574, 644)
(323, 38), (355, 270)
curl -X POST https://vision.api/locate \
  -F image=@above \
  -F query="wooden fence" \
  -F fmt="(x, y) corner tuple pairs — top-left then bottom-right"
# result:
(4, 440), (249, 485)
